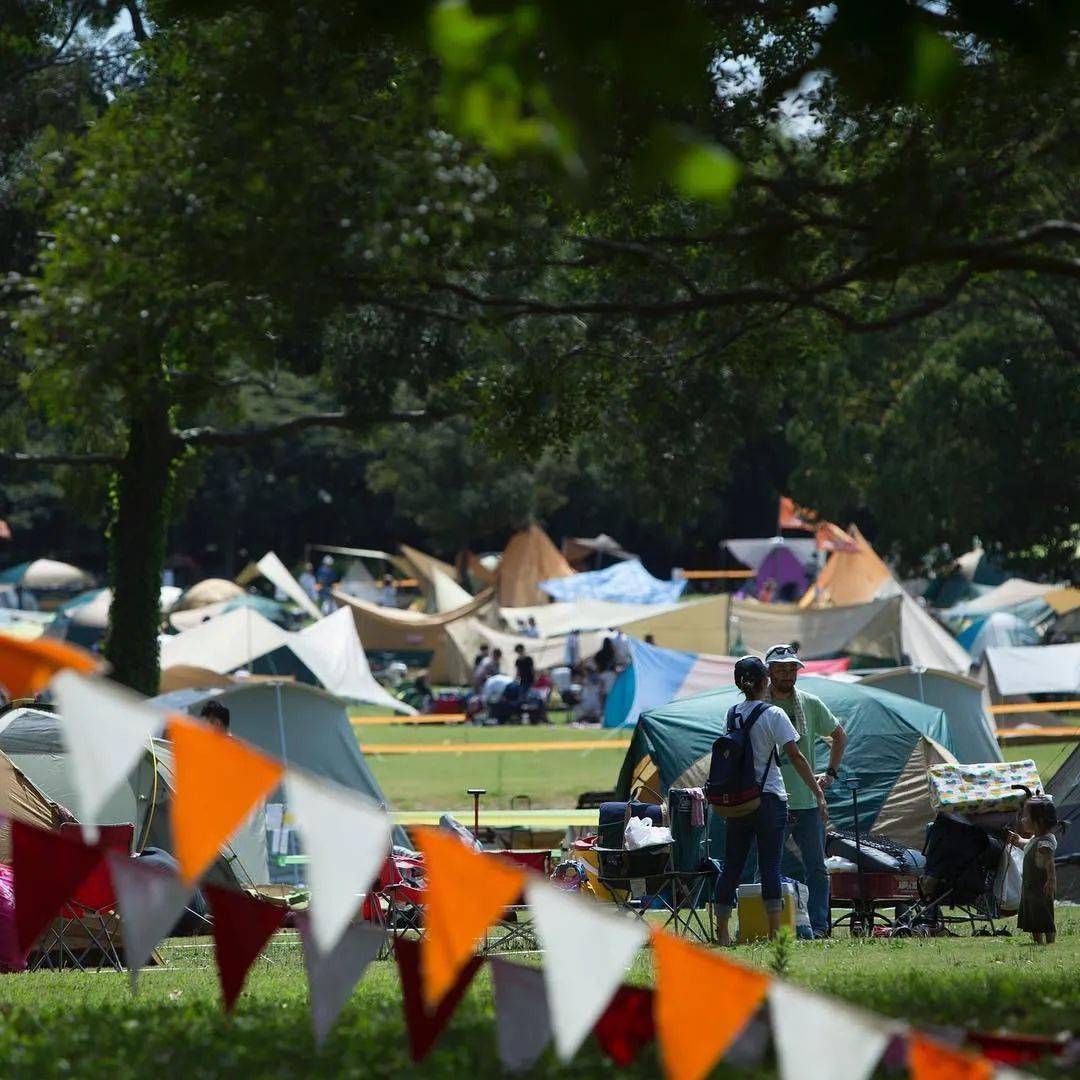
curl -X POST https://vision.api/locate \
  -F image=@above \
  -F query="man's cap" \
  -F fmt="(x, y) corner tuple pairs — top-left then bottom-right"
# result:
(734, 656), (769, 685)
(765, 643), (805, 668)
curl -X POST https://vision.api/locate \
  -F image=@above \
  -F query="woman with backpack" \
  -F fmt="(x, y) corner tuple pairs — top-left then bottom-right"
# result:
(713, 656), (827, 945)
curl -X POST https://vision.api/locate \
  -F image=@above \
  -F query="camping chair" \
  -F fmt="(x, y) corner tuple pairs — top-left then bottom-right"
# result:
(362, 853), (425, 955)
(480, 849), (553, 954)
(32, 823), (134, 972)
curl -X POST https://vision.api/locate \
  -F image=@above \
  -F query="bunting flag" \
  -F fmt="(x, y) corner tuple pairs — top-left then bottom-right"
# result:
(167, 715), (283, 883)
(526, 880), (648, 1061)
(52, 671), (165, 843)
(107, 853), (194, 987)
(414, 828), (524, 1008)
(395, 935), (483, 1063)
(594, 985), (655, 1067)
(298, 914), (386, 1047)
(490, 958), (552, 1073)
(769, 980), (894, 1080)
(0, 635), (99, 700)
(12, 820), (102, 953)
(285, 769), (391, 958)
(909, 1036), (994, 1080)
(651, 930), (770, 1080)
(205, 885), (285, 1012)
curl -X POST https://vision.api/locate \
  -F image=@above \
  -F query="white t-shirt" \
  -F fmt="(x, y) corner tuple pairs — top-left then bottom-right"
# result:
(727, 700), (800, 800)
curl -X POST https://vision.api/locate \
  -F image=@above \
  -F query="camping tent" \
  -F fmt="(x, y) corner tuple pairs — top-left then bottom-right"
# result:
(618, 595), (732, 655)
(602, 637), (850, 729)
(562, 534), (635, 569)
(725, 537), (817, 572)
(854, 667), (1000, 763)
(1046, 743), (1080, 902)
(737, 545), (814, 604)
(799, 524), (891, 608)
(0, 706), (261, 887)
(497, 524), (575, 607)
(0, 743), (64, 863)
(983, 643), (1080, 698)
(160, 605), (415, 713)
(615, 676), (958, 848)
(957, 611), (1040, 664)
(946, 578), (1063, 617)
(173, 578), (245, 611)
(151, 682), (405, 881)
(168, 593), (289, 632)
(540, 559), (686, 606)
(159, 665), (235, 694)
(0, 559), (95, 593)
(50, 586), (182, 646)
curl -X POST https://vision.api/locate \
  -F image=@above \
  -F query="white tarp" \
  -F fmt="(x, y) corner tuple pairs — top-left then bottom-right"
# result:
(984, 643), (1080, 697)
(160, 606), (291, 673)
(292, 608), (414, 714)
(67, 586), (182, 629)
(257, 551), (322, 620)
(897, 590), (972, 676)
(501, 598), (684, 638)
(725, 537), (817, 571)
(430, 567), (474, 613)
(161, 605), (414, 713)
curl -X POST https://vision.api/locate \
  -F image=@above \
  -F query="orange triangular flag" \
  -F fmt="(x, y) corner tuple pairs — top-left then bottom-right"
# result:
(909, 1036), (993, 1080)
(414, 827), (525, 1008)
(167, 715), (283, 883)
(651, 930), (770, 1080)
(0, 635), (99, 698)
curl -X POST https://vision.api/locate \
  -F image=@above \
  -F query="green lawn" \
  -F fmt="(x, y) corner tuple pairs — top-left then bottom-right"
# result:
(0, 910), (1076, 1078)
(1003, 740), (1078, 784)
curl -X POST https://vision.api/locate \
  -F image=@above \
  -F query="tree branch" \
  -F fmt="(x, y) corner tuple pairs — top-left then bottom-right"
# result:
(176, 408), (443, 448)
(0, 450), (120, 466)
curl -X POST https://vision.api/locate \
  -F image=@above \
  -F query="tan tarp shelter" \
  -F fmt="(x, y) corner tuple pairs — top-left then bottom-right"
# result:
(333, 587), (494, 683)
(173, 578), (245, 611)
(445, 618), (609, 677)
(159, 665), (236, 694)
(464, 551), (498, 588)
(799, 524), (891, 608)
(497, 524), (575, 607)
(620, 596), (732, 655)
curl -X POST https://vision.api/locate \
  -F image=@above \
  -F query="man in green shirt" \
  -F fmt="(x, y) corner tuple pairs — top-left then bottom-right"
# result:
(765, 643), (848, 938)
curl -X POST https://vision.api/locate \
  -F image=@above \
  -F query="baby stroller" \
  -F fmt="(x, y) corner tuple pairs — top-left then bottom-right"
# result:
(892, 812), (1008, 937)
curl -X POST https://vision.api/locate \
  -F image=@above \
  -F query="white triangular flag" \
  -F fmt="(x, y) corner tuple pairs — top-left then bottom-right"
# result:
(769, 981), (894, 1080)
(298, 913), (385, 1046)
(285, 768), (392, 956)
(53, 671), (165, 843)
(491, 958), (553, 1073)
(526, 880), (647, 1061)
(107, 854), (193, 989)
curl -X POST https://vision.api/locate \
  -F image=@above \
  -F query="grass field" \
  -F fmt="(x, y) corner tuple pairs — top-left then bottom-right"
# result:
(0, 909), (1076, 1078)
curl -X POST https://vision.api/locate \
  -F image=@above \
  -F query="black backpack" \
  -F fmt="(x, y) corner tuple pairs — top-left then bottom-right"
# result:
(705, 702), (777, 817)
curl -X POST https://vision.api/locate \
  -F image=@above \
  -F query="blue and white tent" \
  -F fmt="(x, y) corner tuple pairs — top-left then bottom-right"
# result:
(540, 558), (686, 605)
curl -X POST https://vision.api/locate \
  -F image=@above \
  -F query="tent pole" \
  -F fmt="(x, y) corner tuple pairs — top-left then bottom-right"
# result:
(273, 682), (299, 887)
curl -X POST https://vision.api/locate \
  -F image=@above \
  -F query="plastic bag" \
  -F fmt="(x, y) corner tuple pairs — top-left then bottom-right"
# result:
(624, 816), (673, 850)
(993, 843), (1024, 913)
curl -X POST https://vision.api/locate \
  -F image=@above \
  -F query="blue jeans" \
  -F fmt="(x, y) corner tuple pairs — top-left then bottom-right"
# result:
(787, 808), (831, 937)
(715, 795), (787, 916)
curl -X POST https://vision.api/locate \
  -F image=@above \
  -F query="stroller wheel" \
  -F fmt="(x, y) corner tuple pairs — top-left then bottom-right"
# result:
(891, 926), (913, 938)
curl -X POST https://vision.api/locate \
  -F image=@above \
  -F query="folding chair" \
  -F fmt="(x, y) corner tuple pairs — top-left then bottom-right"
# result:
(362, 853), (425, 956)
(32, 823), (134, 972)
(480, 849), (553, 954)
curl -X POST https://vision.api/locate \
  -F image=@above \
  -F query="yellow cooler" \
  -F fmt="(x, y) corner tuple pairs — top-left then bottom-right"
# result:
(736, 882), (796, 942)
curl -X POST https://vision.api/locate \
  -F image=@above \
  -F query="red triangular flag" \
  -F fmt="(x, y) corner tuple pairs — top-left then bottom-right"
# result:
(594, 985), (656, 1066)
(206, 885), (285, 1012)
(13, 820), (103, 953)
(395, 935), (482, 1063)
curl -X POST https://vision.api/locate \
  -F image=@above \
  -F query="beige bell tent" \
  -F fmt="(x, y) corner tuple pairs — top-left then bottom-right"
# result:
(173, 578), (245, 611)
(497, 524), (575, 607)
(799, 524), (891, 608)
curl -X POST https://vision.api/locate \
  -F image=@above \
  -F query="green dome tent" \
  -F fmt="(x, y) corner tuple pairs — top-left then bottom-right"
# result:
(615, 675), (959, 850)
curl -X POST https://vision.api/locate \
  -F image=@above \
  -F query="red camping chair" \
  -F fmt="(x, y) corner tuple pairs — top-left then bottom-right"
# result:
(362, 853), (426, 952)
(32, 824), (134, 972)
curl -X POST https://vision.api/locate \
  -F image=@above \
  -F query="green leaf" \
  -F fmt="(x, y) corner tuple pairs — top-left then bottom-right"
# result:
(908, 28), (957, 102)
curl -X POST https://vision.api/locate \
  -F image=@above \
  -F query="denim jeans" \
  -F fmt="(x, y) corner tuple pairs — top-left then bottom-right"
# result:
(786, 807), (831, 937)
(715, 794), (787, 916)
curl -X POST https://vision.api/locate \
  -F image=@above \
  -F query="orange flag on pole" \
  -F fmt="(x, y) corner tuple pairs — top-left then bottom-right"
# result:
(651, 930), (770, 1080)
(167, 715), (283, 884)
(909, 1036), (993, 1080)
(414, 828), (524, 1008)
(0, 635), (99, 698)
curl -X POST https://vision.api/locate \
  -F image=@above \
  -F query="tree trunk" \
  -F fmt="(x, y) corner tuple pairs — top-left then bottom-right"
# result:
(105, 400), (177, 695)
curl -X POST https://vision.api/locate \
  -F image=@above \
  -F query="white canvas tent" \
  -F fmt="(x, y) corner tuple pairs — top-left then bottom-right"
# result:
(160, 605), (414, 713)
(947, 578), (1063, 617)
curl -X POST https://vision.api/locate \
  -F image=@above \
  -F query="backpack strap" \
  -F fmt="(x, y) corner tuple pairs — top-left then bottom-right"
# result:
(737, 701), (780, 789)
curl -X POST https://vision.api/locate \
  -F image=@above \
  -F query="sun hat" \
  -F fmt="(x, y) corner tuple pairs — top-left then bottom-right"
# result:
(764, 643), (805, 668)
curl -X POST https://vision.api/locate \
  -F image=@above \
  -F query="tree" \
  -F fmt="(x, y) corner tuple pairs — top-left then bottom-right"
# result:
(366, 418), (573, 556)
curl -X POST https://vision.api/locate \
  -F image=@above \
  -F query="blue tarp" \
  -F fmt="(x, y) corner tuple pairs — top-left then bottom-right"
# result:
(603, 638), (697, 728)
(540, 558), (686, 605)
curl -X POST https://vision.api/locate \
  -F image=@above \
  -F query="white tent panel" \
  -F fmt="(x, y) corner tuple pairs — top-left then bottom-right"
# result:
(724, 537), (817, 571)
(160, 606), (292, 674)
(257, 551), (322, 620)
(984, 643), (1080, 697)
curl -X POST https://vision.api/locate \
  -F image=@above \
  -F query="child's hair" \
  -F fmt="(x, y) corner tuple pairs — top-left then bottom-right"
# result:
(1024, 797), (1059, 835)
